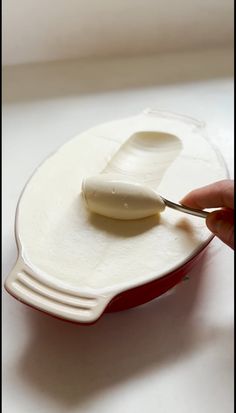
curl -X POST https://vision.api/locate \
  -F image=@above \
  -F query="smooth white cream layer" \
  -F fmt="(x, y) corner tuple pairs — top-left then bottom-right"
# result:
(18, 113), (227, 290)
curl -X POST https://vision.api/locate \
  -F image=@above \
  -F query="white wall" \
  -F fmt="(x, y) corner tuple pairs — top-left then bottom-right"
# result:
(3, 0), (234, 66)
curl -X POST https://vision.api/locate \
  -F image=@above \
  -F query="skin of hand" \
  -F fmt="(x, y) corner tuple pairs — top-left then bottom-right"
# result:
(181, 180), (234, 249)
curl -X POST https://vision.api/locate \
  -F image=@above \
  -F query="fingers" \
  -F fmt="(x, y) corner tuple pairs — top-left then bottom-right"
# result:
(206, 209), (234, 249)
(181, 180), (234, 210)
(180, 180), (234, 249)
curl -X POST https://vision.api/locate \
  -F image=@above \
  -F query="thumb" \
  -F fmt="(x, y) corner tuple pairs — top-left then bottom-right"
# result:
(206, 210), (234, 249)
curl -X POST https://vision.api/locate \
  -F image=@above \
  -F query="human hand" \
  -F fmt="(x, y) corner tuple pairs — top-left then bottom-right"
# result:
(181, 180), (234, 249)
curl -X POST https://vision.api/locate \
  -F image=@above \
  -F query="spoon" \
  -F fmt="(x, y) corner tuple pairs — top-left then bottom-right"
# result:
(82, 175), (209, 220)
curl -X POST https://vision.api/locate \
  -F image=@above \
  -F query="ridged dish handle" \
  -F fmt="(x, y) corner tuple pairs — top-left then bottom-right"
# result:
(5, 258), (112, 324)
(142, 108), (206, 129)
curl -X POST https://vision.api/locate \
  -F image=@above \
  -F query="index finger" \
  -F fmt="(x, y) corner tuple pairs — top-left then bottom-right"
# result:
(180, 180), (234, 210)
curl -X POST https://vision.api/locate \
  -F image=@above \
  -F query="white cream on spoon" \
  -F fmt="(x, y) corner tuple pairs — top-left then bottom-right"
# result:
(82, 175), (209, 220)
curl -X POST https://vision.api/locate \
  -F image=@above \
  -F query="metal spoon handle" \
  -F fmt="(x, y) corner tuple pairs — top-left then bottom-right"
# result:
(162, 197), (209, 219)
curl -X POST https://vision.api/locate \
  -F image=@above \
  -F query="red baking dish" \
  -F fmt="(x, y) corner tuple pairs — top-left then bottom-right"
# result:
(4, 109), (228, 324)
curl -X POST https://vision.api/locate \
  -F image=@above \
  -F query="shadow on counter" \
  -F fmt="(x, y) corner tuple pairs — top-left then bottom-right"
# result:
(16, 249), (234, 409)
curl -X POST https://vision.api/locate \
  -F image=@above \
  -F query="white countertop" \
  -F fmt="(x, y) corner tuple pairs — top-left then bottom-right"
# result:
(3, 49), (234, 413)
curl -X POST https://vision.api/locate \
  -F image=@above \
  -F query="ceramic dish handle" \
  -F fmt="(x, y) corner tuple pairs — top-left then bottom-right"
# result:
(5, 258), (112, 324)
(142, 108), (206, 129)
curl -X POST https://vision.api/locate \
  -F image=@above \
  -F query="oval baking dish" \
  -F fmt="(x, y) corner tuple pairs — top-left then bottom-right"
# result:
(5, 109), (228, 324)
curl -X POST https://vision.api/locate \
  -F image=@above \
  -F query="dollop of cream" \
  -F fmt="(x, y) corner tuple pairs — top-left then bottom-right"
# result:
(82, 175), (166, 220)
